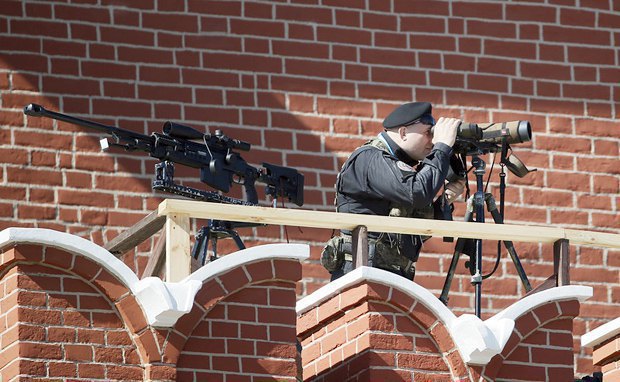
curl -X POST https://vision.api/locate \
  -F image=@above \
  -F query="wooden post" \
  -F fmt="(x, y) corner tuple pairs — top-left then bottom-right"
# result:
(351, 225), (368, 269)
(165, 213), (191, 282)
(553, 239), (570, 286)
(142, 231), (166, 279)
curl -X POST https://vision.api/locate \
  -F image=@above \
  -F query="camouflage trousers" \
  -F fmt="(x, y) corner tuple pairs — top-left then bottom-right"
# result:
(320, 233), (415, 280)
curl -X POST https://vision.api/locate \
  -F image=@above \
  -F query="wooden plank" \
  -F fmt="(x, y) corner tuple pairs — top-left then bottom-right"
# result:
(141, 231), (166, 279)
(105, 211), (166, 256)
(525, 275), (557, 297)
(165, 213), (191, 282)
(554, 239), (570, 286)
(351, 225), (368, 269)
(158, 200), (568, 245)
(564, 229), (620, 248)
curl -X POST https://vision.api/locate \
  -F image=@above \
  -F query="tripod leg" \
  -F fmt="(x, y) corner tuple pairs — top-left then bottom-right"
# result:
(439, 238), (466, 305)
(440, 198), (475, 305)
(485, 195), (532, 292)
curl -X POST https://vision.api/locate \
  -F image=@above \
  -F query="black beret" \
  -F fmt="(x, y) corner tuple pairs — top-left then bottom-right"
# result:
(383, 102), (433, 129)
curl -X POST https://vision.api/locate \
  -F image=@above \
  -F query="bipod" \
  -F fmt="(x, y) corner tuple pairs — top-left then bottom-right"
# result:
(439, 156), (532, 317)
(191, 220), (261, 265)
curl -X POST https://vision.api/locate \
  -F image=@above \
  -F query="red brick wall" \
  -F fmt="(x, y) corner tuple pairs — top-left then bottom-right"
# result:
(0, 243), (302, 381)
(298, 280), (584, 381)
(1, 0), (618, 376)
(0, 246), (143, 381)
(297, 282), (467, 381)
(174, 261), (300, 381)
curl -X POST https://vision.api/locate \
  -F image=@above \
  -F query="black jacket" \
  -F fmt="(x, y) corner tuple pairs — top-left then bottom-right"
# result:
(336, 132), (453, 218)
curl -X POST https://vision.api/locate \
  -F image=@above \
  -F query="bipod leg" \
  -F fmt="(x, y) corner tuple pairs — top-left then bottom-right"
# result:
(439, 197), (475, 305)
(229, 230), (246, 251)
(191, 226), (210, 266)
(484, 194), (532, 292)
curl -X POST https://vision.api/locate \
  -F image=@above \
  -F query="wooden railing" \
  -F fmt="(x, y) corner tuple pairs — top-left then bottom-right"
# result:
(106, 199), (620, 284)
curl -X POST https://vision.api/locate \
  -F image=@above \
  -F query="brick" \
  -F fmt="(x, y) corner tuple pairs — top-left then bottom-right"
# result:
(230, 19), (284, 38)
(64, 344), (93, 362)
(285, 58), (342, 79)
(452, 2), (502, 18)
(446, 90), (498, 109)
(594, 175), (619, 194)
(531, 347), (574, 365)
(116, 295), (147, 333)
(496, 363), (546, 380)
(576, 119), (620, 138)
(536, 136), (591, 154)
(522, 62), (571, 81)
(398, 353), (449, 371)
(565, 84), (611, 100)
(410, 34), (456, 51)
(268, 261), (300, 284)
(592, 212), (620, 228)
(146, 364), (176, 381)
(317, 26), (371, 45)
(117, 46), (174, 64)
(468, 74), (508, 92)
(106, 365), (143, 380)
(530, 99), (584, 115)
(209, 355), (239, 372)
(276, 4), (332, 24)
(20, 342), (62, 359)
(544, 25), (611, 46)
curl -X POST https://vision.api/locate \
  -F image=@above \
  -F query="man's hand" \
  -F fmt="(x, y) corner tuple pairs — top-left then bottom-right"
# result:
(445, 178), (466, 203)
(432, 117), (461, 147)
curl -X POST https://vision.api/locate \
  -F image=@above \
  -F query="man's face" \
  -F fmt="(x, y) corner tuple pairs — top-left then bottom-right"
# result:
(400, 122), (434, 161)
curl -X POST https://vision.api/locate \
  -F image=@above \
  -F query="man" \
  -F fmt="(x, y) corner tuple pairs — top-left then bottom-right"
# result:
(322, 101), (466, 280)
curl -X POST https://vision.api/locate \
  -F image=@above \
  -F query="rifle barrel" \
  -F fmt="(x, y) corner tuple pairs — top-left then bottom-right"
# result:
(23, 103), (148, 141)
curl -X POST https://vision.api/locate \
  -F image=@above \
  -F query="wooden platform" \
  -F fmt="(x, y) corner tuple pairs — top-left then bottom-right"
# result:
(110, 199), (620, 282)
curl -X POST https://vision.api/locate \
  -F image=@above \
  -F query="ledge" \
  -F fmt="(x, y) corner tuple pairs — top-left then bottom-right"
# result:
(581, 317), (620, 348)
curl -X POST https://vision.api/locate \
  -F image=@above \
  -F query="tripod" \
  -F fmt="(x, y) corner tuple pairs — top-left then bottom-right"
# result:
(439, 155), (532, 317)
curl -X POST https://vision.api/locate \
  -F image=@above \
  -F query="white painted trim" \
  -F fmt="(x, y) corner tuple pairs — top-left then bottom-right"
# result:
(0, 228), (309, 327)
(0, 228), (140, 286)
(581, 317), (620, 348)
(296, 266), (593, 366)
(182, 243), (309, 284)
(296, 266), (456, 327)
(488, 285), (592, 323)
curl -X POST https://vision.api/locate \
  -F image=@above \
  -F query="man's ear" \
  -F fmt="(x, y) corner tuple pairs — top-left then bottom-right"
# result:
(399, 126), (407, 140)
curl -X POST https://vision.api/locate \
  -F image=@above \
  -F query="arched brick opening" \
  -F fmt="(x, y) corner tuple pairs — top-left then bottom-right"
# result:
(0, 245), (145, 380)
(298, 281), (469, 381)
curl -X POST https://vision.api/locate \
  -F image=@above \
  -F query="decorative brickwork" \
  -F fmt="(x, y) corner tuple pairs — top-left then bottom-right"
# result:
(0, 231), (307, 381)
(297, 267), (590, 381)
(0, 246), (144, 381)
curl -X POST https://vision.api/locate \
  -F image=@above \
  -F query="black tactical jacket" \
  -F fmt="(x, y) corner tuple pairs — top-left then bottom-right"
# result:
(336, 132), (452, 242)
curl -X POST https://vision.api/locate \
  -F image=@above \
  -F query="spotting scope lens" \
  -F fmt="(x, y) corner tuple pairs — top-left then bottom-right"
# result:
(455, 120), (532, 145)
